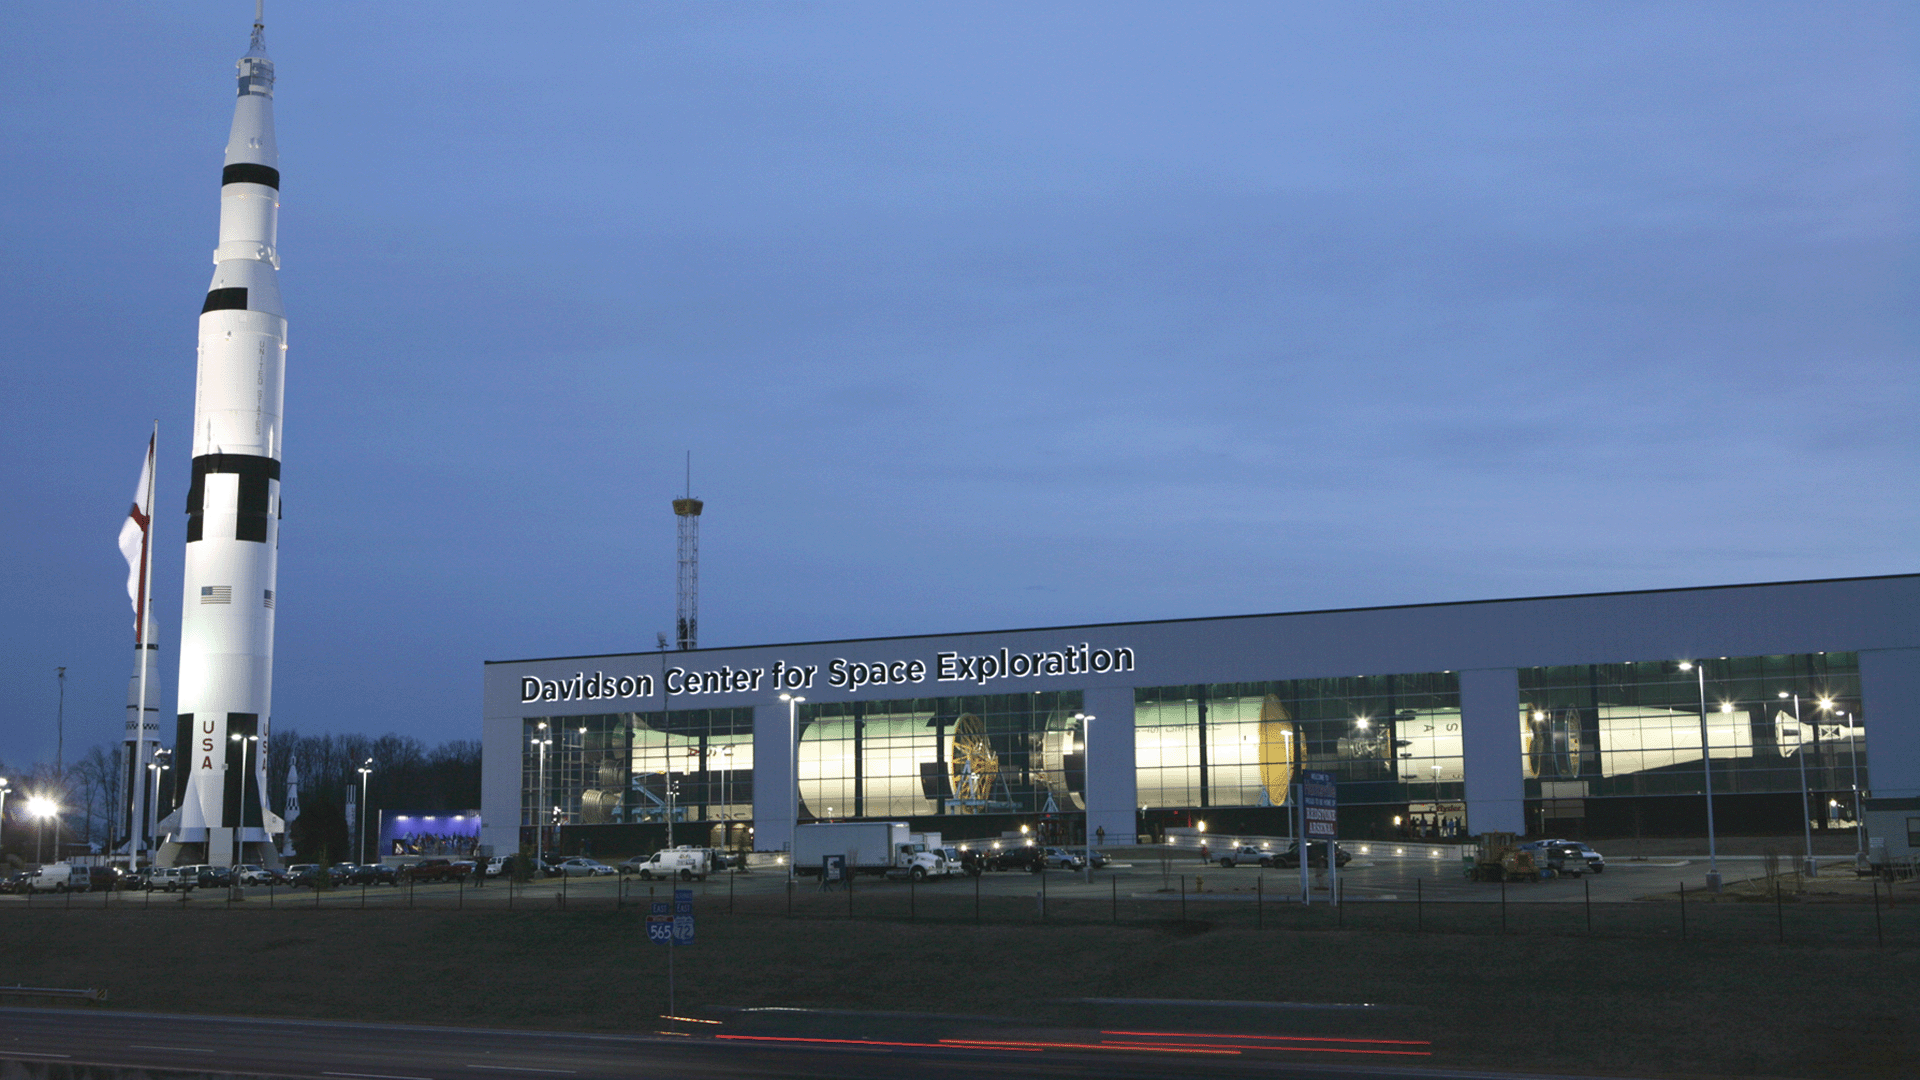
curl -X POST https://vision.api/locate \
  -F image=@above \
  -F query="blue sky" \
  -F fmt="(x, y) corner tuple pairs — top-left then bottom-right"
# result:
(1, 2), (1912, 769)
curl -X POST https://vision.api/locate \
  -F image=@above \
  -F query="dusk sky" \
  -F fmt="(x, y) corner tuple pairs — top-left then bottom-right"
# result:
(1, 3), (1911, 771)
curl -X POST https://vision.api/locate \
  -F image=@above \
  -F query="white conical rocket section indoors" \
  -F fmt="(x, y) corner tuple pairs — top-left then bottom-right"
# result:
(163, 9), (288, 867)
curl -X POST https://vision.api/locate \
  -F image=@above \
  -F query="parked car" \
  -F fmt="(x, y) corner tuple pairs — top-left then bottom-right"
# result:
(986, 844), (1046, 873)
(402, 858), (466, 884)
(30, 864), (91, 892)
(1087, 850), (1112, 869)
(86, 866), (123, 892)
(1, 870), (36, 894)
(120, 868), (153, 891)
(1272, 841), (1352, 869)
(147, 866), (197, 892)
(486, 855), (510, 877)
(347, 863), (400, 886)
(287, 864), (331, 888)
(235, 864), (282, 886)
(1042, 847), (1085, 870)
(555, 857), (617, 877)
(1520, 839), (1606, 876)
(182, 864), (232, 888)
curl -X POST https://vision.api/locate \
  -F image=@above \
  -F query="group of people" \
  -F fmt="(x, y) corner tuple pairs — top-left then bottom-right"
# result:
(1400, 814), (1462, 839)
(388, 831), (479, 857)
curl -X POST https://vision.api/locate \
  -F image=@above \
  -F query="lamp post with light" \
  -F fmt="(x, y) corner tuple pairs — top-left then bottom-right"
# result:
(1779, 691), (1817, 876)
(1836, 708), (1864, 856)
(531, 723), (551, 866)
(1073, 712), (1095, 882)
(357, 759), (374, 864)
(0, 778), (9, 857)
(230, 732), (258, 895)
(27, 796), (58, 864)
(1677, 661), (1721, 890)
(780, 693), (805, 883)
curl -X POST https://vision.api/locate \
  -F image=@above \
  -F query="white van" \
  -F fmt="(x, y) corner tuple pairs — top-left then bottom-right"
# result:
(30, 864), (90, 893)
(628, 848), (710, 881)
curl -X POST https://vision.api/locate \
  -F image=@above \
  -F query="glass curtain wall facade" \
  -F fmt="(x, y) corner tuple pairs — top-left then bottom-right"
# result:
(521, 707), (755, 830)
(798, 691), (1085, 821)
(1518, 652), (1865, 833)
(1136, 672), (1464, 836)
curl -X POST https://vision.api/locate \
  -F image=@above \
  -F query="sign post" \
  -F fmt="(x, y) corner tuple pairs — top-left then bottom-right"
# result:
(648, 888), (695, 1023)
(1304, 770), (1339, 906)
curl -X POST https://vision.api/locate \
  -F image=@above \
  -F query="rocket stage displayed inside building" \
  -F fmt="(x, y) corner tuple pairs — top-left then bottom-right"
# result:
(159, 9), (287, 867)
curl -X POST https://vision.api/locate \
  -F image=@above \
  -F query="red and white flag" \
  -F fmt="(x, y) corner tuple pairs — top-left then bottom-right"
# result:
(117, 433), (157, 642)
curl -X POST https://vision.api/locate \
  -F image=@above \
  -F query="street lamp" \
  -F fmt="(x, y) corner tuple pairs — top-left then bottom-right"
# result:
(1836, 708), (1865, 857)
(1677, 662), (1721, 890)
(780, 693), (805, 883)
(531, 722), (551, 866)
(0, 778), (10, 857)
(1073, 712), (1095, 882)
(147, 750), (171, 861)
(230, 732), (258, 893)
(357, 759), (374, 865)
(1780, 691), (1815, 876)
(27, 795), (59, 864)
(720, 744), (735, 822)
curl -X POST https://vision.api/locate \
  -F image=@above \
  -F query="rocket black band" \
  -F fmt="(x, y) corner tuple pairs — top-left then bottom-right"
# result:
(222, 163), (280, 189)
(202, 287), (249, 314)
(186, 453), (280, 544)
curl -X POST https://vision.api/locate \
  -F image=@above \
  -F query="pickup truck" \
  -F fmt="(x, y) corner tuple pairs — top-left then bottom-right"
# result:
(401, 858), (469, 884)
(1214, 843), (1281, 868)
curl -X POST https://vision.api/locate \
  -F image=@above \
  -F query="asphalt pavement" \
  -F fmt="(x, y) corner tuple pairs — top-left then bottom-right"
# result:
(0, 1005), (1623, 1080)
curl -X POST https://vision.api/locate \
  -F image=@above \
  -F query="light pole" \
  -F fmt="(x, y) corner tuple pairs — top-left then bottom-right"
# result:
(721, 744), (734, 822)
(357, 759), (373, 864)
(531, 723), (551, 867)
(780, 693), (805, 883)
(1837, 708), (1864, 856)
(1073, 712), (1095, 882)
(28, 796), (58, 864)
(148, 750), (170, 861)
(0, 778), (10, 857)
(1677, 661), (1721, 890)
(230, 733), (257, 892)
(1780, 691), (1815, 876)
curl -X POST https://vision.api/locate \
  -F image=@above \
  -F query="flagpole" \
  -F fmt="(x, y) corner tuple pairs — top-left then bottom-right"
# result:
(132, 423), (156, 870)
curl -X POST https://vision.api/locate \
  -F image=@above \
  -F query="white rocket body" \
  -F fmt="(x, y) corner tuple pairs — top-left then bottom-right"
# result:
(172, 20), (286, 863)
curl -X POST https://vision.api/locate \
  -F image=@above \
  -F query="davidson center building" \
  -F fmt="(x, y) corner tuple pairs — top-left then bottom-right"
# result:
(480, 575), (1920, 858)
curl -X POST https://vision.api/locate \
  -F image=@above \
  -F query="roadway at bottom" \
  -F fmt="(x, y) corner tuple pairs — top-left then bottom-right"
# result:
(0, 1006), (1609, 1080)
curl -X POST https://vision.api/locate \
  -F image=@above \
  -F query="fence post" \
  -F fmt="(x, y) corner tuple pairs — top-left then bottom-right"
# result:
(1040, 870), (1047, 922)
(1500, 878), (1507, 935)
(974, 871), (981, 925)
(1416, 878), (1422, 932)
(1872, 874), (1883, 949)
(1112, 876), (1118, 924)
(1774, 877), (1783, 944)
(847, 869), (854, 920)
(729, 870), (735, 916)
(1257, 875), (1263, 929)
(909, 872), (916, 923)
(1679, 880), (1687, 941)
(1180, 875), (1187, 924)
(458, 877), (464, 910)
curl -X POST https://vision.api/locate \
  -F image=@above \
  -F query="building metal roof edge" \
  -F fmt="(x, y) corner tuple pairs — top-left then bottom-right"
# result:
(483, 571), (1920, 667)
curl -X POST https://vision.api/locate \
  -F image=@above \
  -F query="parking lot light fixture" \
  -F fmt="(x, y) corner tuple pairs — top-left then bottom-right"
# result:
(0, 778), (9, 855)
(779, 693), (804, 883)
(1678, 661), (1720, 890)
(1781, 691), (1815, 875)
(357, 759), (374, 865)
(1073, 712), (1095, 881)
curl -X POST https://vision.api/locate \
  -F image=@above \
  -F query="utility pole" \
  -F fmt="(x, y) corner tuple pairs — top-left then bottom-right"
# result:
(55, 667), (67, 777)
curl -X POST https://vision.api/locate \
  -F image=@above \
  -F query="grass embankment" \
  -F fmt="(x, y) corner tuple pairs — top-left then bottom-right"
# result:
(3, 902), (1916, 1079)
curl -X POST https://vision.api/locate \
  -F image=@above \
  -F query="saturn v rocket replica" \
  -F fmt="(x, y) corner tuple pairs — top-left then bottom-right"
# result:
(163, 11), (287, 866)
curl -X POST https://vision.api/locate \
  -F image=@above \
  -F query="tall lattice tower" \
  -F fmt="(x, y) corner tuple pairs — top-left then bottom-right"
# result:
(673, 462), (702, 651)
